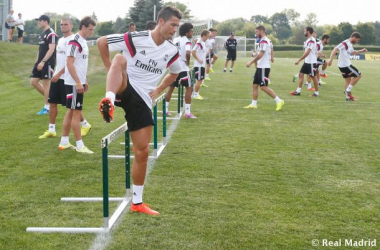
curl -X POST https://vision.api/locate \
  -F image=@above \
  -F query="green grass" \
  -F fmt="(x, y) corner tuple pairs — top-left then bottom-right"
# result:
(1, 42), (380, 250)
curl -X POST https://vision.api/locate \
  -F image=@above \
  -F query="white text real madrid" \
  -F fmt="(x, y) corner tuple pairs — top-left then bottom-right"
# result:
(322, 239), (376, 247)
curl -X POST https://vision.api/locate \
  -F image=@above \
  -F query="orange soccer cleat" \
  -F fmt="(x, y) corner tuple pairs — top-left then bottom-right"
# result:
(99, 97), (114, 123)
(130, 203), (160, 215)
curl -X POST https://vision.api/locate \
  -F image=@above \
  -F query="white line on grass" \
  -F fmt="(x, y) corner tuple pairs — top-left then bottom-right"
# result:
(88, 118), (181, 250)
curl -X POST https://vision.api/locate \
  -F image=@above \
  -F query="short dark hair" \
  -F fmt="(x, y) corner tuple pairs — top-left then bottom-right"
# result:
(179, 22), (193, 36)
(209, 28), (215, 32)
(201, 29), (210, 37)
(321, 34), (330, 40)
(306, 26), (314, 34)
(129, 22), (135, 28)
(157, 6), (182, 22)
(256, 25), (266, 32)
(79, 16), (96, 30)
(351, 32), (361, 39)
(145, 21), (156, 30)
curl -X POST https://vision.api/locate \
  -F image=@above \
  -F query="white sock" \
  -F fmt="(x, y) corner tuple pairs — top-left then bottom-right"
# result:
(211, 64), (213, 69)
(314, 91), (319, 96)
(166, 101), (170, 111)
(44, 104), (50, 110)
(346, 84), (353, 92)
(251, 100), (257, 106)
(230, 68), (233, 71)
(76, 140), (84, 150)
(132, 184), (144, 204)
(60, 136), (69, 145)
(318, 78), (321, 83)
(194, 92), (199, 97)
(206, 73), (209, 78)
(185, 104), (191, 115)
(224, 68), (226, 71)
(321, 70), (325, 75)
(294, 73), (299, 77)
(296, 87), (302, 93)
(80, 119), (89, 127)
(307, 82), (311, 88)
(49, 123), (55, 133)
(105, 91), (116, 105)
(274, 96), (281, 104)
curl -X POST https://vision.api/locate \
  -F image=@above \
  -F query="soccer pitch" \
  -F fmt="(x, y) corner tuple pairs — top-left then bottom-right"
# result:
(1, 43), (380, 250)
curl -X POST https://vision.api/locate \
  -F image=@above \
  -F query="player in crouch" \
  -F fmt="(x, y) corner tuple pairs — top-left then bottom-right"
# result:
(97, 6), (183, 215)
(244, 26), (284, 111)
(328, 32), (367, 101)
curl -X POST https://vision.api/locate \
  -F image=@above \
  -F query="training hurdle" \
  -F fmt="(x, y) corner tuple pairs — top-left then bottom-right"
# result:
(110, 93), (168, 160)
(27, 123), (131, 233)
(160, 81), (185, 120)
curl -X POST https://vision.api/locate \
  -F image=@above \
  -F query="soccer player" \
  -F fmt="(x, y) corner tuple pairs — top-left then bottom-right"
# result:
(129, 22), (136, 32)
(244, 26), (284, 111)
(145, 20), (156, 30)
(192, 29), (210, 100)
(97, 6), (183, 215)
(223, 32), (237, 72)
(328, 32), (368, 101)
(165, 22), (196, 118)
(58, 16), (96, 154)
(15, 13), (25, 44)
(39, 18), (91, 139)
(205, 28), (218, 81)
(30, 15), (57, 115)
(290, 27), (319, 97)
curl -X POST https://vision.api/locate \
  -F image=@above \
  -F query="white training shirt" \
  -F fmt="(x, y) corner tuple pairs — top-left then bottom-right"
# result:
(15, 18), (24, 30)
(64, 33), (89, 85)
(192, 39), (207, 68)
(206, 37), (215, 52)
(55, 34), (74, 80)
(107, 31), (181, 109)
(173, 36), (192, 71)
(336, 39), (354, 68)
(257, 36), (272, 69)
(304, 36), (317, 64)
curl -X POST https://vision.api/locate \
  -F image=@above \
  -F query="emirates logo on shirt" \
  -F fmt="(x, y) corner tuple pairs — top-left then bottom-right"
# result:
(135, 59), (162, 74)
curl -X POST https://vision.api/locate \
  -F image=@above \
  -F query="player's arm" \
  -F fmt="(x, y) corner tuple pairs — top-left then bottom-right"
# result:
(37, 43), (56, 71)
(352, 48), (368, 55)
(246, 50), (264, 68)
(191, 50), (202, 64)
(271, 47), (274, 63)
(51, 67), (65, 83)
(328, 47), (339, 66)
(150, 73), (179, 101)
(66, 56), (84, 94)
(97, 36), (112, 71)
(185, 50), (191, 66)
(295, 48), (311, 65)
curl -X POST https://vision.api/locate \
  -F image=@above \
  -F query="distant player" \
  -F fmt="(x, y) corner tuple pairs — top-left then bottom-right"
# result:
(205, 28), (218, 81)
(58, 16), (96, 154)
(192, 29), (210, 100)
(223, 32), (237, 72)
(165, 22), (196, 118)
(39, 18), (91, 139)
(30, 15), (57, 115)
(328, 32), (368, 101)
(290, 27), (319, 97)
(97, 6), (183, 215)
(244, 26), (284, 111)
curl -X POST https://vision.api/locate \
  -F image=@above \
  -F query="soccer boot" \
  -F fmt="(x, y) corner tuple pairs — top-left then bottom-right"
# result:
(81, 123), (92, 136)
(201, 83), (209, 87)
(290, 91), (301, 96)
(194, 95), (204, 100)
(276, 100), (285, 111)
(76, 146), (94, 154)
(210, 68), (214, 73)
(244, 104), (258, 109)
(58, 143), (76, 150)
(183, 113), (197, 119)
(36, 107), (49, 115)
(130, 203), (159, 215)
(320, 73), (328, 78)
(39, 130), (57, 139)
(307, 87), (315, 91)
(99, 97), (114, 123)
(310, 93), (319, 97)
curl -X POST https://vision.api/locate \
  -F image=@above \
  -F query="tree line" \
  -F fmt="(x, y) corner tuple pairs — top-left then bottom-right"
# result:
(21, 1), (380, 45)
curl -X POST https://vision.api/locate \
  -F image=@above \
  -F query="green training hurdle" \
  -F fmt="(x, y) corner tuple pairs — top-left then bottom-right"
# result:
(26, 123), (131, 233)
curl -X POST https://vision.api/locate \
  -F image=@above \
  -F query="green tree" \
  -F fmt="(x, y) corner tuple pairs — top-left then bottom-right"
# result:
(243, 22), (256, 38)
(282, 9), (300, 25)
(114, 17), (128, 33)
(289, 25), (305, 45)
(304, 13), (318, 27)
(129, 0), (146, 29)
(270, 13), (292, 40)
(373, 21), (380, 45)
(355, 22), (375, 45)
(250, 15), (268, 25)
(165, 1), (192, 19)
(215, 18), (245, 36)
(97, 21), (115, 36)
(329, 26), (344, 45)
(91, 12), (98, 22)
(338, 22), (353, 39)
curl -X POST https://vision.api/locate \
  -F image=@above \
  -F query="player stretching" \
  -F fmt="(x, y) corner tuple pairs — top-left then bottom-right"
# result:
(58, 16), (96, 153)
(290, 27), (319, 97)
(97, 6), (183, 215)
(205, 28), (218, 81)
(244, 26), (284, 111)
(192, 30), (210, 100)
(165, 22), (196, 118)
(328, 32), (367, 101)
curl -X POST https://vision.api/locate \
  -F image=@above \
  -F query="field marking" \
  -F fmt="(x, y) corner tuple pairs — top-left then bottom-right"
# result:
(228, 98), (380, 105)
(89, 118), (181, 250)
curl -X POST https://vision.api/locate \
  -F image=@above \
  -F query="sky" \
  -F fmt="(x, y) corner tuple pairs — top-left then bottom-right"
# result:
(12, 0), (380, 26)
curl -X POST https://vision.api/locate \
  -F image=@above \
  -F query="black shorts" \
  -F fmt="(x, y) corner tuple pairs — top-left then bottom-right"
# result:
(194, 67), (205, 81)
(339, 65), (361, 78)
(65, 85), (84, 110)
(317, 58), (326, 66)
(115, 82), (154, 132)
(226, 50), (236, 61)
(300, 63), (317, 76)
(30, 62), (55, 79)
(206, 52), (214, 64)
(171, 71), (192, 88)
(17, 28), (23, 38)
(7, 25), (15, 30)
(48, 79), (66, 105)
(253, 68), (271, 86)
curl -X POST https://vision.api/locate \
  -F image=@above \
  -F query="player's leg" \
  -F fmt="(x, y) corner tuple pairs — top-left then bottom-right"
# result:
(310, 74), (319, 97)
(244, 70), (259, 109)
(193, 67), (204, 100)
(41, 79), (51, 106)
(306, 74), (313, 90)
(100, 54), (128, 122)
(230, 58), (235, 72)
(80, 111), (92, 136)
(30, 78), (44, 95)
(59, 108), (74, 150)
(165, 85), (176, 116)
(211, 54), (218, 66)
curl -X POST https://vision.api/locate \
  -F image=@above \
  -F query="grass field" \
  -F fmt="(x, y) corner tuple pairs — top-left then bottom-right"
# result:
(1, 42), (380, 250)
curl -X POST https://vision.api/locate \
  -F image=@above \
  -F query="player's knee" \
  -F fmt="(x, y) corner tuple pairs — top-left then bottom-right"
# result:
(112, 54), (127, 69)
(134, 145), (149, 160)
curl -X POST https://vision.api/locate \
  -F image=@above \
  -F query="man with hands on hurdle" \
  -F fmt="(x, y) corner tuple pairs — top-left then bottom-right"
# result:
(97, 6), (183, 215)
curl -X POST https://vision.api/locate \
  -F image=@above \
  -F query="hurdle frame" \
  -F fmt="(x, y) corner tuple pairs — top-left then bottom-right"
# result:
(26, 123), (131, 233)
